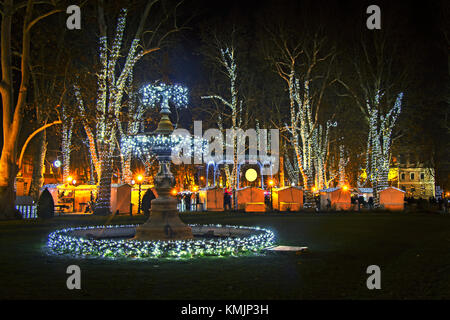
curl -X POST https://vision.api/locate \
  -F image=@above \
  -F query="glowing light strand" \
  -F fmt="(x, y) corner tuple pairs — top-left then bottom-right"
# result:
(47, 224), (275, 259)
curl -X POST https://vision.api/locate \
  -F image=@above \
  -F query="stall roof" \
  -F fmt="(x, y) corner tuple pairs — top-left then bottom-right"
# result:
(357, 188), (373, 193)
(273, 186), (303, 191)
(236, 186), (264, 191)
(319, 187), (341, 193)
(381, 186), (406, 193)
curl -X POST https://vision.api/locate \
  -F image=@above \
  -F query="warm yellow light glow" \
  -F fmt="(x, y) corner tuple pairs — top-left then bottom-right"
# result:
(137, 175), (143, 182)
(67, 176), (73, 183)
(192, 185), (199, 192)
(171, 188), (178, 196)
(342, 185), (349, 191)
(200, 176), (204, 181)
(312, 186), (317, 192)
(245, 168), (258, 182)
(268, 179), (274, 186)
(388, 168), (399, 181)
(360, 170), (367, 180)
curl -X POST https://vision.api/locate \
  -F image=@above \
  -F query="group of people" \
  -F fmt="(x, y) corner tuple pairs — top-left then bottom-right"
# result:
(404, 195), (450, 212)
(176, 188), (233, 211)
(350, 195), (374, 210)
(179, 192), (201, 212)
(224, 188), (232, 210)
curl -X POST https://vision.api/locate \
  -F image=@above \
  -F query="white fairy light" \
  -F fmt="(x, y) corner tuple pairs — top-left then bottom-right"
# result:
(363, 91), (403, 206)
(47, 224), (275, 259)
(141, 82), (189, 113)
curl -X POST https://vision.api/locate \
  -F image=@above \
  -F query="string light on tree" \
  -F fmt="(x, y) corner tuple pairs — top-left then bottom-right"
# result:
(362, 91), (403, 207)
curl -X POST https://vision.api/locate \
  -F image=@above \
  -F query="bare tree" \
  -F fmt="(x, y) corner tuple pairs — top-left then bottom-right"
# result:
(266, 28), (338, 208)
(337, 32), (407, 206)
(74, 0), (186, 215)
(0, 0), (63, 219)
(202, 44), (244, 194)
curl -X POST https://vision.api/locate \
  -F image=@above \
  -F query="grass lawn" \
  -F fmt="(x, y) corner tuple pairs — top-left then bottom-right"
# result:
(0, 211), (449, 300)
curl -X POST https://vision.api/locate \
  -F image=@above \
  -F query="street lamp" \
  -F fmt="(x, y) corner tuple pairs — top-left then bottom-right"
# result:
(53, 160), (61, 168)
(137, 175), (144, 215)
(268, 179), (274, 211)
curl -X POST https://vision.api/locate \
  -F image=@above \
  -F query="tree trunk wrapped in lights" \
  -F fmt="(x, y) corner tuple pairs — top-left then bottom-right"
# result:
(312, 120), (336, 190)
(269, 30), (337, 208)
(282, 71), (311, 204)
(338, 143), (350, 187)
(61, 105), (73, 183)
(285, 153), (299, 186)
(286, 74), (336, 207)
(202, 46), (243, 197)
(74, 4), (158, 215)
(118, 75), (148, 184)
(364, 92), (403, 206)
(337, 32), (407, 207)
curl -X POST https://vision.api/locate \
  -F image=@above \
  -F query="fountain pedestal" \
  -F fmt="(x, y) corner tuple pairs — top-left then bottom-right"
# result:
(133, 114), (194, 241)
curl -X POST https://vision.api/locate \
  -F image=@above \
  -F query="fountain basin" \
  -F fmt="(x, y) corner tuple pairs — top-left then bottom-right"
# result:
(47, 224), (275, 259)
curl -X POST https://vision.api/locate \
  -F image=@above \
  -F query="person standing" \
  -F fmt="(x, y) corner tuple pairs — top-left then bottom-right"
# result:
(224, 188), (232, 211)
(445, 196), (449, 214)
(368, 197), (374, 210)
(184, 193), (191, 212)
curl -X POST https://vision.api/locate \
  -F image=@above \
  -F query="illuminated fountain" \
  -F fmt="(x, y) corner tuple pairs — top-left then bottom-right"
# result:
(46, 82), (275, 259)
(133, 82), (193, 240)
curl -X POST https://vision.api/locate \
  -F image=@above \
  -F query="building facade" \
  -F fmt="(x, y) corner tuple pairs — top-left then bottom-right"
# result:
(397, 167), (435, 199)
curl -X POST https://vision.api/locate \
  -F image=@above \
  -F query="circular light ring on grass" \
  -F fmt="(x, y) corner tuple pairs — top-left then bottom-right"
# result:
(47, 224), (275, 259)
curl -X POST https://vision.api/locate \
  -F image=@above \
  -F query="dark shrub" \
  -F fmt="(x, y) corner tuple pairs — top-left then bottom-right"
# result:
(37, 188), (54, 219)
(142, 189), (156, 217)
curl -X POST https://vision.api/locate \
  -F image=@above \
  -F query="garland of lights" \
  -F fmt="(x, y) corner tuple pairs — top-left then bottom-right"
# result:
(47, 224), (275, 259)
(61, 105), (73, 182)
(338, 142), (349, 187)
(123, 133), (208, 159)
(141, 82), (189, 113)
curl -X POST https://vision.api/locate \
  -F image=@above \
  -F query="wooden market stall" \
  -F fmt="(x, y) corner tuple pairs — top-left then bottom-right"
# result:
(111, 184), (132, 214)
(272, 186), (303, 211)
(237, 186), (265, 212)
(199, 188), (224, 211)
(43, 183), (159, 215)
(130, 184), (157, 215)
(43, 184), (97, 213)
(319, 187), (351, 211)
(379, 187), (405, 211)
